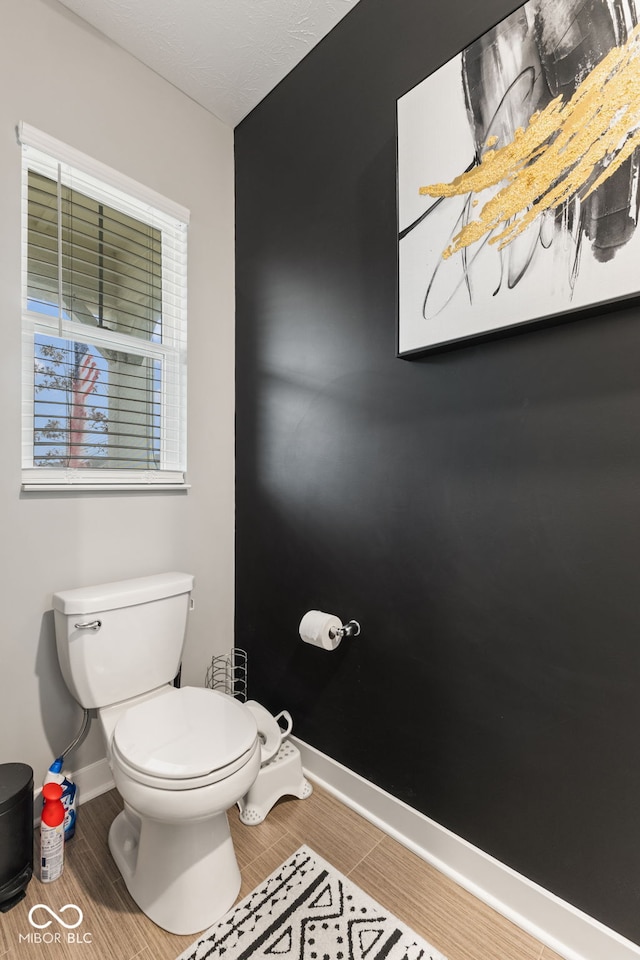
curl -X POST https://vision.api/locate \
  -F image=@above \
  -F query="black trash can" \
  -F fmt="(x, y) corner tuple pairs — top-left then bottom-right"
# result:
(0, 763), (34, 911)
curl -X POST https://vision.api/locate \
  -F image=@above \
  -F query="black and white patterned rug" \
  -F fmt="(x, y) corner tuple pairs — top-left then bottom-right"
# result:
(177, 845), (447, 960)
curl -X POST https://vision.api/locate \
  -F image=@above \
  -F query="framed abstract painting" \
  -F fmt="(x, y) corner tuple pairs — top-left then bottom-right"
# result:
(397, 0), (640, 356)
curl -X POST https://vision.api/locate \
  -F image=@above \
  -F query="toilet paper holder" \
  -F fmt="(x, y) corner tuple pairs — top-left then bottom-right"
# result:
(330, 619), (361, 639)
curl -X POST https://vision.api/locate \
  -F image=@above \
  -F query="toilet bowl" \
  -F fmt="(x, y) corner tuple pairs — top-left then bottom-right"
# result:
(52, 573), (263, 936)
(103, 686), (260, 935)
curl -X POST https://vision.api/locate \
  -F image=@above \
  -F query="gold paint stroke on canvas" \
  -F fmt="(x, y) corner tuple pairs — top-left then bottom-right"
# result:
(419, 25), (640, 259)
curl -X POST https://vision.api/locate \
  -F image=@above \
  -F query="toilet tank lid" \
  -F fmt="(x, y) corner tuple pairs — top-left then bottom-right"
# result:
(52, 572), (194, 615)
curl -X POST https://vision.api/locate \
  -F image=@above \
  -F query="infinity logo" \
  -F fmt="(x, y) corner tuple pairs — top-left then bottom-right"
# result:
(28, 904), (84, 929)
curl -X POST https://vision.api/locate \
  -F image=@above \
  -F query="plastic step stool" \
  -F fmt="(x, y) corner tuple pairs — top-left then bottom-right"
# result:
(237, 740), (312, 825)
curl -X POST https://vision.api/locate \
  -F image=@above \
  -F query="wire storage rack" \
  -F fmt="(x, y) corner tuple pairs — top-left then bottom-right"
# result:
(204, 647), (248, 701)
(204, 646), (313, 824)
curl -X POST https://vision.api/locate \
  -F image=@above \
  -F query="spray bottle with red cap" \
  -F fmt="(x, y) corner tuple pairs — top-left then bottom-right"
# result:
(40, 782), (65, 882)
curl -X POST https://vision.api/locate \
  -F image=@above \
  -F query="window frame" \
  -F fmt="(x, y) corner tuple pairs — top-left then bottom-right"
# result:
(19, 123), (190, 492)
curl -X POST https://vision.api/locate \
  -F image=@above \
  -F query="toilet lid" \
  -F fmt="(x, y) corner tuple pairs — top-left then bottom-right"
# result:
(112, 686), (258, 780)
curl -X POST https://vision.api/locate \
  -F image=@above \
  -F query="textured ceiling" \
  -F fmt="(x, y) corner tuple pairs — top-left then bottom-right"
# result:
(56, 0), (361, 127)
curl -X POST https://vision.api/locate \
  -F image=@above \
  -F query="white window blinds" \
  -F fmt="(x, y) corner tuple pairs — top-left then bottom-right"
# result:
(20, 123), (189, 491)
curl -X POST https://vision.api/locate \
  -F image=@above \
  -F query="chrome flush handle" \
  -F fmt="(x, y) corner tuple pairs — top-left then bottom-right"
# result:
(74, 619), (102, 631)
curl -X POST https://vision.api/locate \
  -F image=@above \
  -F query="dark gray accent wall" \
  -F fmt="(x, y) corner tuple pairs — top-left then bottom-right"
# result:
(234, 0), (640, 944)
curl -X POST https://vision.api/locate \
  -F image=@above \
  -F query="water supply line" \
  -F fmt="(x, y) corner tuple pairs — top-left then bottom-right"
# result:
(58, 708), (91, 761)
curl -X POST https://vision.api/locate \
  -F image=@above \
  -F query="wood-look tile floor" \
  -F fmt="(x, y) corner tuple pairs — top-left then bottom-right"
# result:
(0, 782), (564, 960)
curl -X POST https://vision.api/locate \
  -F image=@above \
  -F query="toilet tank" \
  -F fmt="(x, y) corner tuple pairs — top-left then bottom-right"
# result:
(52, 572), (194, 709)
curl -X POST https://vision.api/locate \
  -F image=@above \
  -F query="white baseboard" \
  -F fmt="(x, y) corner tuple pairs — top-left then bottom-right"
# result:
(291, 736), (640, 960)
(34, 757), (114, 812)
(72, 757), (115, 804)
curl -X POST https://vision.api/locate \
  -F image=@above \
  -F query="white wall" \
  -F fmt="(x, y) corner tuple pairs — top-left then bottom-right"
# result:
(0, 0), (235, 784)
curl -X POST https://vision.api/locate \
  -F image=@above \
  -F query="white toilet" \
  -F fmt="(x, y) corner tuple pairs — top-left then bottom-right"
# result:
(52, 572), (261, 936)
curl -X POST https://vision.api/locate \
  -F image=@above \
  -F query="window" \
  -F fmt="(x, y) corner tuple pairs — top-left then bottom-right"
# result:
(20, 123), (189, 490)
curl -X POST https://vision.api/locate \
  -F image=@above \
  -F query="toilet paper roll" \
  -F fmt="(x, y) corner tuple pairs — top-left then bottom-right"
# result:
(299, 610), (343, 651)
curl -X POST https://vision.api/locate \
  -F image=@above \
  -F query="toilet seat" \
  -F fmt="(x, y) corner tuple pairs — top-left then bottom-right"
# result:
(244, 701), (293, 764)
(112, 686), (258, 790)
